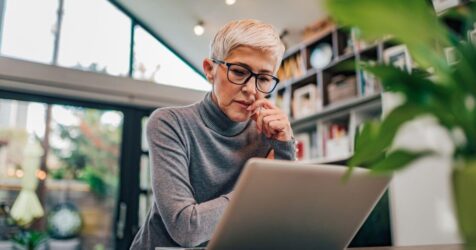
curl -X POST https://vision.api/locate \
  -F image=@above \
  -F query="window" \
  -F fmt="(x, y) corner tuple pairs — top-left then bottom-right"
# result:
(0, 99), (123, 249)
(133, 26), (211, 91)
(0, 0), (208, 91)
(0, 0), (58, 64)
(57, 0), (131, 77)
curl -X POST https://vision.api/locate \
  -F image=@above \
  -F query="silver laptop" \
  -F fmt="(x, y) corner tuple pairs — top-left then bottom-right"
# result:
(157, 158), (391, 250)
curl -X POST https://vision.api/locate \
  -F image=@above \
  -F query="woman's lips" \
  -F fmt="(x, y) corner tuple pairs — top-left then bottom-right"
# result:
(235, 100), (252, 109)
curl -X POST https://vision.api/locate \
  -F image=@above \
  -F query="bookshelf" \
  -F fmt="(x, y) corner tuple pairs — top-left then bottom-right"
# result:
(271, 26), (384, 163)
(271, 0), (476, 162)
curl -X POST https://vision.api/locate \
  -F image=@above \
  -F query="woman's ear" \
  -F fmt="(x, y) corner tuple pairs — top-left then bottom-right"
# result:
(202, 58), (215, 83)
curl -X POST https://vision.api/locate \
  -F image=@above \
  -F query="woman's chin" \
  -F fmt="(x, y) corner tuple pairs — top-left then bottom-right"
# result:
(228, 112), (250, 123)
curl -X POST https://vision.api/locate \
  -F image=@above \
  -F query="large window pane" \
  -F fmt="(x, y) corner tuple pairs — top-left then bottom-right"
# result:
(0, 99), (123, 250)
(58, 0), (131, 77)
(133, 26), (211, 91)
(0, 0), (57, 64)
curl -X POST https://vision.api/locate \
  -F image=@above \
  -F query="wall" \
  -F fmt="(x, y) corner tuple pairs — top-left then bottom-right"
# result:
(382, 93), (463, 246)
(0, 56), (207, 109)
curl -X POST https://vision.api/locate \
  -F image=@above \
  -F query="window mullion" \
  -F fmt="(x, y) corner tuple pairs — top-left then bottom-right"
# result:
(0, 0), (6, 51)
(128, 21), (135, 78)
(52, 0), (64, 65)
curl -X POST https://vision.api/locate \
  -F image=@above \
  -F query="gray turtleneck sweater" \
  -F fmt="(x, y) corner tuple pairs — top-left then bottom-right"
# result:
(130, 92), (295, 249)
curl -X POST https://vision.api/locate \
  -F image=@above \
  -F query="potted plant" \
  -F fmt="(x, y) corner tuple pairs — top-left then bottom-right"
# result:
(326, 0), (476, 248)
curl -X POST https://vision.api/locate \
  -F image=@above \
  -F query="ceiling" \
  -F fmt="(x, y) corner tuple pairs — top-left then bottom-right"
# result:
(114, 0), (328, 72)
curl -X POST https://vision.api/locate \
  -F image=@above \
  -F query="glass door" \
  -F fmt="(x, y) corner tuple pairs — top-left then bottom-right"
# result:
(0, 96), (127, 249)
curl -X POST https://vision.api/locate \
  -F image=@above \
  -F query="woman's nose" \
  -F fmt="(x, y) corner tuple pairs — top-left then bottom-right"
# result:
(241, 76), (257, 95)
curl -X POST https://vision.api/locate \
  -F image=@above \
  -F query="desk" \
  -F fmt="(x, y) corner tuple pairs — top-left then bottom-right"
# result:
(350, 245), (462, 250)
(156, 245), (464, 250)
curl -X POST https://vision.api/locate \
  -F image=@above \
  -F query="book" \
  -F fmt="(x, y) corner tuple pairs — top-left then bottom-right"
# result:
(295, 133), (311, 161)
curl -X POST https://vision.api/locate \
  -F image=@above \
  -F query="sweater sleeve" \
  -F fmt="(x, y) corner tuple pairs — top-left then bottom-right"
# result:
(147, 109), (229, 247)
(269, 137), (297, 160)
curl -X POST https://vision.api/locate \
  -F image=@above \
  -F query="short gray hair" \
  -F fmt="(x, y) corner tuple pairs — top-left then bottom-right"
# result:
(209, 19), (285, 72)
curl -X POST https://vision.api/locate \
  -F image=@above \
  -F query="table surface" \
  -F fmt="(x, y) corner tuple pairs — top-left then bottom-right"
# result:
(350, 245), (462, 250)
(156, 245), (464, 250)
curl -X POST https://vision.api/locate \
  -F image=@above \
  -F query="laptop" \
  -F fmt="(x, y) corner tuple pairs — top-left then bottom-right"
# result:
(157, 158), (391, 250)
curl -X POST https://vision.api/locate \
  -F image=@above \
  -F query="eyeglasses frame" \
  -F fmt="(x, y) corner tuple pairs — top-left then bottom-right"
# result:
(211, 58), (280, 94)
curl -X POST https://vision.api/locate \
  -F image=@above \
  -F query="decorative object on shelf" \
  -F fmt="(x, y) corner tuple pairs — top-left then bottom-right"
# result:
(47, 202), (82, 240)
(327, 0), (476, 247)
(359, 67), (380, 96)
(292, 84), (319, 119)
(302, 17), (336, 42)
(309, 43), (333, 69)
(383, 45), (412, 73)
(327, 75), (357, 104)
(431, 0), (461, 12)
(350, 27), (370, 52)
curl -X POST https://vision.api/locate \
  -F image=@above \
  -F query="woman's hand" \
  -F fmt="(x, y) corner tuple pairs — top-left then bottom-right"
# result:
(247, 99), (293, 142)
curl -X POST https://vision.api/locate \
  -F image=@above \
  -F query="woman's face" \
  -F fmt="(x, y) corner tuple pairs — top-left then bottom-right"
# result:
(203, 46), (277, 122)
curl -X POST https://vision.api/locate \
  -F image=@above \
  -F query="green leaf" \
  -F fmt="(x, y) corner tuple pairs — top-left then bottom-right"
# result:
(451, 43), (476, 96)
(370, 149), (433, 173)
(349, 103), (429, 168)
(349, 120), (383, 168)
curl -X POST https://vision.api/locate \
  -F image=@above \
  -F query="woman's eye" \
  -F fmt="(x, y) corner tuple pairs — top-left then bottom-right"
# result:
(231, 69), (247, 76)
(258, 76), (272, 82)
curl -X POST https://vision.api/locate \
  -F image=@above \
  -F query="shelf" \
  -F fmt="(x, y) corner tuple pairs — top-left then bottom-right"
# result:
(435, 0), (473, 15)
(302, 26), (336, 48)
(291, 93), (381, 130)
(282, 26), (335, 60)
(277, 67), (317, 91)
(321, 53), (356, 73)
(282, 44), (304, 59)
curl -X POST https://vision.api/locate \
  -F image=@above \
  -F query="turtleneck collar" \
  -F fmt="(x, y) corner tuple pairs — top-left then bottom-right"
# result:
(198, 92), (250, 137)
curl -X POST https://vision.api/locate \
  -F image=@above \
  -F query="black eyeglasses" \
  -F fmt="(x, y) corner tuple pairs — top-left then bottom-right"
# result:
(212, 58), (280, 94)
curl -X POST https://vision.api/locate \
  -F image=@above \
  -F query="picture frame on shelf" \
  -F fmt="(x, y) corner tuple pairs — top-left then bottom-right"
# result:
(383, 45), (412, 73)
(292, 84), (319, 119)
(350, 27), (370, 52)
(359, 68), (380, 96)
(431, 0), (460, 12)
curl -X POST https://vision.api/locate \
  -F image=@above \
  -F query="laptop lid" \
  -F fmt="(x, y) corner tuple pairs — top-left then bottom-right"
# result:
(206, 158), (391, 250)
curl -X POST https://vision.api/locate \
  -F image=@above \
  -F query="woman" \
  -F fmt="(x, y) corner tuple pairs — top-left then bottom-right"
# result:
(130, 19), (296, 249)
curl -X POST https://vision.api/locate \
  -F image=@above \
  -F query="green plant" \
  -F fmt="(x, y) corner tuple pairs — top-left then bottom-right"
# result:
(326, 0), (476, 172)
(326, 0), (476, 246)
(12, 230), (47, 250)
(78, 165), (109, 197)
